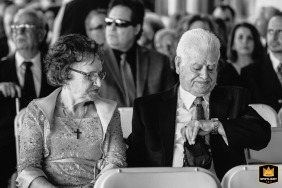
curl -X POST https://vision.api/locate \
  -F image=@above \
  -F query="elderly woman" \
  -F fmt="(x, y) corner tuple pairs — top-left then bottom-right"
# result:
(16, 34), (127, 188)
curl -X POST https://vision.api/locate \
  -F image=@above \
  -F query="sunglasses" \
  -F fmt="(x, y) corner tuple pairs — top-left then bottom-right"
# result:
(68, 68), (106, 81)
(105, 17), (133, 28)
(11, 24), (37, 33)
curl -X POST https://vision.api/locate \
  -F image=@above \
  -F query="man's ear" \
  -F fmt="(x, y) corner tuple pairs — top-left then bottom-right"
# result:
(134, 24), (141, 36)
(175, 56), (181, 74)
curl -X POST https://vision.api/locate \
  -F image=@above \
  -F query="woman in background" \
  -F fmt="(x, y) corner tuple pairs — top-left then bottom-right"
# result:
(217, 22), (266, 86)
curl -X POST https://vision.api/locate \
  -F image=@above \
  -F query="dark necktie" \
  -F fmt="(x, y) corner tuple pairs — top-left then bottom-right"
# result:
(277, 63), (282, 86)
(120, 53), (135, 106)
(21, 61), (36, 109)
(183, 97), (212, 169)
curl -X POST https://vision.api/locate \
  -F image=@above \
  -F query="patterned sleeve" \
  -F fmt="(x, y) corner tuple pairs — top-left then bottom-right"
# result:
(100, 108), (127, 171)
(16, 102), (47, 188)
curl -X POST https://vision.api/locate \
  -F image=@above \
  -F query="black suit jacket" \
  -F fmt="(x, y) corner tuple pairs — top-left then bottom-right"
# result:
(127, 84), (271, 180)
(241, 55), (282, 112)
(99, 44), (177, 107)
(0, 54), (56, 147)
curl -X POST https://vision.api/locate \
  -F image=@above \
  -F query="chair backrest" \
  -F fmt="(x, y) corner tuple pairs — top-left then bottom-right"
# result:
(245, 127), (282, 164)
(222, 165), (282, 188)
(118, 107), (133, 138)
(278, 108), (282, 126)
(14, 107), (26, 162)
(94, 167), (222, 188)
(249, 104), (279, 127)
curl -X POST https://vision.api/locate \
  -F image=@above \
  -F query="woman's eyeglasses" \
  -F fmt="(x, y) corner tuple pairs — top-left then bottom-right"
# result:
(68, 68), (106, 81)
(105, 17), (133, 28)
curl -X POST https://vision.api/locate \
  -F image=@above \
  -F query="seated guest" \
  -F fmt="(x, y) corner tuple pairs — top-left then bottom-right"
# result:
(16, 34), (127, 188)
(127, 29), (271, 180)
(0, 8), (55, 187)
(241, 13), (282, 112)
(217, 22), (266, 86)
(85, 9), (107, 45)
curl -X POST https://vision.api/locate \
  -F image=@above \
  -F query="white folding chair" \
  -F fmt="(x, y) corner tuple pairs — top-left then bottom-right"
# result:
(14, 107), (26, 163)
(118, 107), (133, 139)
(249, 104), (279, 127)
(245, 127), (282, 164)
(278, 108), (282, 126)
(222, 165), (282, 188)
(94, 167), (222, 188)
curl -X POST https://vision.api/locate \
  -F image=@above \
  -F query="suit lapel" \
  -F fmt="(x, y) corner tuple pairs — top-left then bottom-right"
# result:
(209, 86), (230, 119)
(7, 55), (20, 85)
(103, 45), (125, 94)
(158, 84), (178, 166)
(136, 46), (149, 97)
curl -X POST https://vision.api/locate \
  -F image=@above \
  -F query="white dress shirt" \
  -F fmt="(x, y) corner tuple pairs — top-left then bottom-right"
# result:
(172, 86), (210, 167)
(172, 85), (229, 175)
(269, 51), (281, 72)
(15, 52), (42, 97)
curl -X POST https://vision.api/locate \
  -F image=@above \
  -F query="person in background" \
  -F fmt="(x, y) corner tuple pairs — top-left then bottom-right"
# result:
(85, 9), (107, 45)
(127, 29), (271, 180)
(0, 8), (56, 187)
(16, 34), (127, 188)
(241, 13), (282, 112)
(218, 22), (266, 86)
(2, 4), (21, 57)
(137, 12), (164, 50)
(100, 0), (176, 107)
(154, 28), (178, 69)
(212, 4), (236, 36)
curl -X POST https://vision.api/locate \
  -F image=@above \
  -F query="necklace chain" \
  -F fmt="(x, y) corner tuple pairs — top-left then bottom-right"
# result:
(60, 95), (88, 139)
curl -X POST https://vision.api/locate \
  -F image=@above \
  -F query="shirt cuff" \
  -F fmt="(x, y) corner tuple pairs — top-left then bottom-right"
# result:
(16, 167), (47, 188)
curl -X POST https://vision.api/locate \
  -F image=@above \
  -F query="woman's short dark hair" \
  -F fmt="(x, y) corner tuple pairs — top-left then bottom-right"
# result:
(45, 34), (104, 86)
(227, 22), (266, 63)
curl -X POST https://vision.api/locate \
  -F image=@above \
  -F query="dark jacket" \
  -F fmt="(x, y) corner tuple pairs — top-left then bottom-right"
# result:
(127, 84), (271, 180)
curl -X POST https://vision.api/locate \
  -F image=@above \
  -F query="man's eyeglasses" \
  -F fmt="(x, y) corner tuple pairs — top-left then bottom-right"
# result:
(11, 24), (37, 33)
(68, 68), (106, 81)
(105, 17), (133, 28)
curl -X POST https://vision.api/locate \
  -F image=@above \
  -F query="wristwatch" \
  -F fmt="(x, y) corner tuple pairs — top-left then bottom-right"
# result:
(211, 118), (219, 134)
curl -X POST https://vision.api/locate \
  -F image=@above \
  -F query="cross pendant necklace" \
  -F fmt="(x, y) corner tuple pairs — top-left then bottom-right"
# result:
(74, 129), (82, 139)
(60, 96), (88, 139)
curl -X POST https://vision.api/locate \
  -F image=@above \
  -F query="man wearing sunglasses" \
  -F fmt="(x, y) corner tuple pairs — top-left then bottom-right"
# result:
(99, 0), (177, 107)
(0, 8), (56, 187)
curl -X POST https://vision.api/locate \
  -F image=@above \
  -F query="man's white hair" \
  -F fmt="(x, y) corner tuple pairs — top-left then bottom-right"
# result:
(176, 29), (220, 62)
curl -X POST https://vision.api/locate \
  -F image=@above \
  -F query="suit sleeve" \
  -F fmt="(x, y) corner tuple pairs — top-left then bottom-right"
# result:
(221, 106), (271, 151)
(126, 99), (146, 167)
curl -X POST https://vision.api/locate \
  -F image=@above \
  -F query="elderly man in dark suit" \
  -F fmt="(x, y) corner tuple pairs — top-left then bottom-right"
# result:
(127, 29), (271, 180)
(99, 0), (177, 107)
(0, 8), (55, 187)
(241, 13), (282, 112)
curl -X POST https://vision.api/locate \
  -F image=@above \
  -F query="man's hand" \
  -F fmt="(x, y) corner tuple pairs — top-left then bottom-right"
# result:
(0, 82), (21, 98)
(181, 120), (214, 145)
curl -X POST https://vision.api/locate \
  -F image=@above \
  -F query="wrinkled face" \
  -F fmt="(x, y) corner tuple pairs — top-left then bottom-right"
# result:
(106, 5), (140, 52)
(213, 8), (233, 33)
(12, 12), (43, 52)
(233, 26), (254, 56)
(267, 16), (282, 54)
(67, 55), (103, 99)
(86, 13), (106, 44)
(175, 46), (218, 96)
